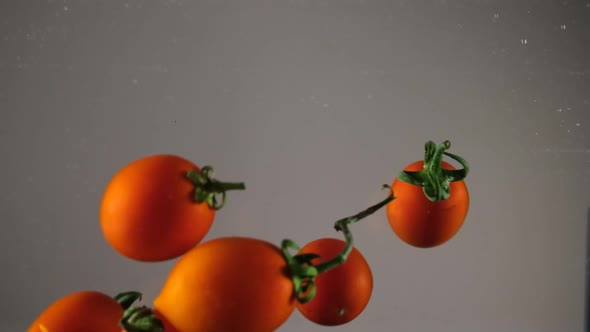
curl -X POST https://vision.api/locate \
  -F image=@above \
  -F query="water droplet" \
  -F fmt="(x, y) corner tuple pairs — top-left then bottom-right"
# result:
(322, 104), (329, 108)
(367, 94), (373, 99)
(557, 108), (562, 112)
(132, 79), (138, 84)
(576, 123), (581, 126)
(63, 5), (68, 11)
(560, 24), (567, 30)
(521, 38), (528, 45)
(493, 13), (499, 19)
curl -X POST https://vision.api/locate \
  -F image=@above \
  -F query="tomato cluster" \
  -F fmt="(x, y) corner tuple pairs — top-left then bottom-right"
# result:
(28, 140), (470, 332)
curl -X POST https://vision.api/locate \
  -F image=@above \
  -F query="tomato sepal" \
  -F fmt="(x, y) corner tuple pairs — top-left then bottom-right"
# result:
(120, 306), (164, 332)
(186, 165), (246, 210)
(398, 140), (469, 202)
(113, 291), (143, 310)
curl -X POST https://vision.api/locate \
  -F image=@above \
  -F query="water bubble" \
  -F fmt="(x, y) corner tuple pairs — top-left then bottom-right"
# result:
(63, 5), (68, 11)
(576, 123), (581, 126)
(560, 24), (567, 30)
(521, 38), (528, 45)
(492, 13), (500, 23)
(557, 108), (562, 112)
(132, 79), (138, 84)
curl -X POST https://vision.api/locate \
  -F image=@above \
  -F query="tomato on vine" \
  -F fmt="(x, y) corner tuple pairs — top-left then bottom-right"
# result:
(27, 291), (164, 332)
(153, 237), (296, 332)
(153, 188), (393, 332)
(282, 190), (393, 326)
(100, 154), (245, 262)
(295, 238), (373, 326)
(386, 140), (470, 248)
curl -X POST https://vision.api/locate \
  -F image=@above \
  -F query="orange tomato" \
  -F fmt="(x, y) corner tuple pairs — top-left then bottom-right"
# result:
(100, 154), (216, 262)
(386, 160), (469, 248)
(153, 237), (296, 332)
(27, 291), (124, 332)
(295, 238), (373, 326)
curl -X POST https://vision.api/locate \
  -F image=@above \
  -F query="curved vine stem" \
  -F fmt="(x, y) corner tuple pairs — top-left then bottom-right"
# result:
(397, 140), (470, 202)
(186, 165), (246, 210)
(282, 185), (395, 303)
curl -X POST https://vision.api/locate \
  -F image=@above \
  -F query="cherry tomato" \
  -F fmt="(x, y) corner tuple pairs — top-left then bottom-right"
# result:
(27, 291), (124, 332)
(153, 237), (295, 332)
(295, 238), (373, 326)
(100, 154), (243, 262)
(386, 160), (469, 248)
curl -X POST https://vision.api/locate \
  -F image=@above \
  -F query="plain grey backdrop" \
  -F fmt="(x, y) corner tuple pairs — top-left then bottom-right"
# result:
(1, 0), (589, 331)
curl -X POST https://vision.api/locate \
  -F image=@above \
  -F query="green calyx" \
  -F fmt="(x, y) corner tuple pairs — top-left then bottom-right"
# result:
(397, 140), (469, 202)
(113, 291), (163, 332)
(186, 165), (246, 210)
(281, 185), (395, 304)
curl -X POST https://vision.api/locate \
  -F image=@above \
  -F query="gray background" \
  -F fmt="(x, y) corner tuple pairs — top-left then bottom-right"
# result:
(1, 0), (589, 331)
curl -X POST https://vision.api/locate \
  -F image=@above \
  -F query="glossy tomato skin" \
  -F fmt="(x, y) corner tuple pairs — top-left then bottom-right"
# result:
(100, 154), (215, 262)
(27, 291), (123, 332)
(295, 238), (373, 326)
(386, 160), (469, 248)
(153, 237), (296, 332)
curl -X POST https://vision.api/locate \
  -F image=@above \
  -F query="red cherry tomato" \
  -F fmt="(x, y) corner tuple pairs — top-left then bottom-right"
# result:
(153, 237), (296, 332)
(100, 154), (243, 262)
(386, 160), (469, 247)
(27, 291), (124, 332)
(295, 238), (373, 326)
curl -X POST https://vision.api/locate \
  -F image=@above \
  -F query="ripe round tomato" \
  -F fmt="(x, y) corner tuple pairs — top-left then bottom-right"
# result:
(27, 291), (124, 332)
(153, 237), (296, 332)
(386, 160), (469, 248)
(294, 238), (373, 326)
(100, 154), (231, 262)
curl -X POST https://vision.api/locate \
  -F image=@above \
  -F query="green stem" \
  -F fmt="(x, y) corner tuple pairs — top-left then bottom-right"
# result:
(397, 140), (470, 202)
(186, 165), (246, 210)
(316, 187), (394, 273)
(281, 185), (395, 303)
